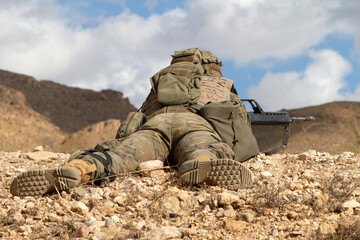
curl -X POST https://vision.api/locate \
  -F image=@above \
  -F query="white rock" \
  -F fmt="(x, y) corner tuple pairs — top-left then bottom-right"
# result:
(138, 160), (163, 171)
(113, 193), (127, 205)
(138, 160), (165, 177)
(351, 187), (360, 198)
(271, 229), (279, 236)
(90, 221), (106, 229)
(26, 151), (58, 160)
(218, 192), (240, 206)
(264, 160), (272, 165)
(89, 188), (103, 199)
(105, 219), (116, 228)
(12, 212), (25, 223)
(261, 171), (273, 178)
(301, 169), (313, 180)
(307, 150), (317, 157)
(111, 215), (120, 223)
(342, 199), (360, 209)
(33, 145), (43, 152)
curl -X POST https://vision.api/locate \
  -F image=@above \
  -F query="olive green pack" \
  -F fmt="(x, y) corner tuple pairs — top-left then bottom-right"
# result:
(200, 101), (259, 162)
(150, 48), (204, 106)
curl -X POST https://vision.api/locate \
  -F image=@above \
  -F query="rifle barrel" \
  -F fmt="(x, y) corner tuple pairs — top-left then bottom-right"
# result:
(291, 116), (315, 122)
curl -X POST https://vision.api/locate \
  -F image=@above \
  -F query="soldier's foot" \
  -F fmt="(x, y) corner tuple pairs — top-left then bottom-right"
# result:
(10, 167), (81, 197)
(178, 159), (253, 190)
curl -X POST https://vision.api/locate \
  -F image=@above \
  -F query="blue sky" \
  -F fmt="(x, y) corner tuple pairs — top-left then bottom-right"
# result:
(0, 0), (359, 110)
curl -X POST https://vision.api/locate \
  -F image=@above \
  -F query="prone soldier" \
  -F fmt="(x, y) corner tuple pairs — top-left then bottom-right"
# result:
(10, 48), (259, 197)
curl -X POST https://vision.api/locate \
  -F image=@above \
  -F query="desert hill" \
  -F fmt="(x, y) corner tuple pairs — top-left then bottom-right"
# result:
(0, 85), (65, 151)
(0, 69), (135, 152)
(53, 119), (121, 153)
(253, 101), (360, 155)
(0, 69), (136, 133)
(1, 69), (359, 155)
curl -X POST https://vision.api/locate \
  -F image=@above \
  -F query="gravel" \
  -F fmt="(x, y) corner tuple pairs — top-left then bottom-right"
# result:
(1, 150), (360, 239)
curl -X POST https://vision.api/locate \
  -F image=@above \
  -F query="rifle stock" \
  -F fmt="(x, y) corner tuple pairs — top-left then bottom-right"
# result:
(241, 99), (315, 155)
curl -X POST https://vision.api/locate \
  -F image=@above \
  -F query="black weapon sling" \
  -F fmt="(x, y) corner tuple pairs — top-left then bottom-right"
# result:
(83, 150), (116, 184)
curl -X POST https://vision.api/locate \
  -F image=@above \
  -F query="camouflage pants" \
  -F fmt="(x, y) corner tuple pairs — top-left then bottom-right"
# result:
(69, 112), (234, 180)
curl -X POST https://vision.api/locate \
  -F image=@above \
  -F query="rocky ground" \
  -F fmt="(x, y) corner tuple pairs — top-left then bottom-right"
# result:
(1, 149), (360, 240)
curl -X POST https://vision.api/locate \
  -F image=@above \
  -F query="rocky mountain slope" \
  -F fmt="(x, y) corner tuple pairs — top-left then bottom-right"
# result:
(0, 69), (135, 152)
(1, 149), (359, 239)
(0, 69), (359, 155)
(0, 85), (65, 151)
(0, 69), (135, 133)
(252, 101), (360, 155)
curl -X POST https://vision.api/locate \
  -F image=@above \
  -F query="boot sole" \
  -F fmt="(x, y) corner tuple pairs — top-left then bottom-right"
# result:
(10, 167), (81, 197)
(179, 159), (253, 190)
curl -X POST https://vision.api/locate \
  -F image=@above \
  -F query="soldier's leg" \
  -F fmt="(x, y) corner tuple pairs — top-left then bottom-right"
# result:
(74, 129), (170, 180)
(175, 130), (253, 190)
(10, 129), (169, 197)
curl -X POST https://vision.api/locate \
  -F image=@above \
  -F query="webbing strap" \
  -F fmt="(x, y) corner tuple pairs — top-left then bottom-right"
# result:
(83, 150), (116, 181)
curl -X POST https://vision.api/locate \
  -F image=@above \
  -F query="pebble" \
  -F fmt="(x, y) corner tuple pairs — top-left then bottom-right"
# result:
(224, 220), (248, 232)
(146, 226), (182, 240)
(92, 232), (107, 240)
(33, 145), (43, 152)
(74, 187), (88, 198)
(91, 221), (106, 228)
(73, 222), (89, 238)
(298, 153), (310, 160)
(342, 199), (360, 209)
(47, 213), (62, 222)
(70, 201), (89, 214)
(218, 192), (240, 206)
(12, 212), (25, 223)
(271, 229), (279, 236)
(2, 150), (360, 239)
(260, 171), (273, 178)
(138, 160), (164, 177)
(111, 215), (120, 223)
(113, 193), (127, 205)
(216, 208), (224, 217)
(223, 205), (237, 218)
(105, 219), (116, 228)
(238, 209), (256, 222)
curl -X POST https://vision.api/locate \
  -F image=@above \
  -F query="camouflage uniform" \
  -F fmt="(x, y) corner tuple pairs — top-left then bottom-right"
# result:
(68, 73), (251, 183)
(71, 111), (235, 181)
(10, 49), (257, 197)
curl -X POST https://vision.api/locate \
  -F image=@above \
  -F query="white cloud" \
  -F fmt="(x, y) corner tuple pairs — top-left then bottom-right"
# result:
(247, 49), (352, 110)
(0, 0), (359, 107)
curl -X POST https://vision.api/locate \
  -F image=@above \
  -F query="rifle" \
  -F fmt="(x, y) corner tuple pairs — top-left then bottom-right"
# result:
(241, 99), (315, 155)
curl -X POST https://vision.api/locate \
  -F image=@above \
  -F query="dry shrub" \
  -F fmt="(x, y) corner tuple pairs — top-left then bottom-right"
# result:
(253, 181), (289, 213)
(317, 218), (360, 240)
(321, 174), (359, 213)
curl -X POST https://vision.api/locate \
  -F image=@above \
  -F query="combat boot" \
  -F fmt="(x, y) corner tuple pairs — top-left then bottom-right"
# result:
(178, 157), (253, 190)
(10, 159), (96, 197)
